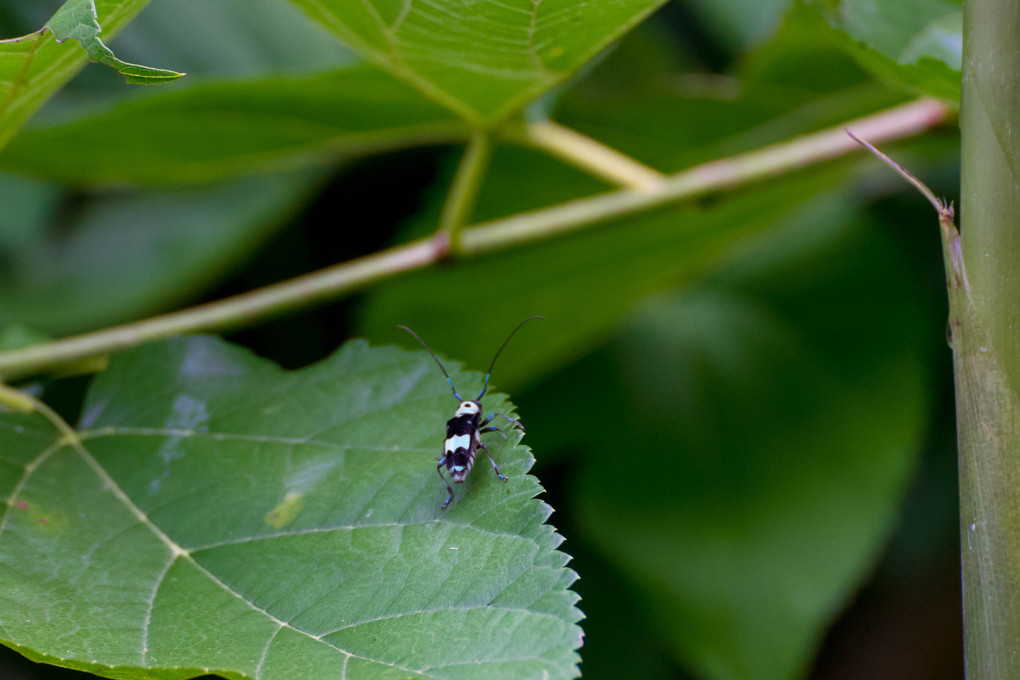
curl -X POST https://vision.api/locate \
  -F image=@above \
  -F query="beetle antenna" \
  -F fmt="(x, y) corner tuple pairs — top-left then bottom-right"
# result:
(398, 325), (463, 401)
(478, 316), (545, 399)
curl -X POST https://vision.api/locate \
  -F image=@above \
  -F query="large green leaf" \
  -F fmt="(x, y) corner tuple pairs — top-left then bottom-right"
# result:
(0, 171), (324, 334)
(0, 65), (466, 185)
(802, 0), (961, 101)
(0, 0), (173, 150)
(522, 205), (933, 679)
(0, 173), (60, 247)
(0, 336), (580, 679)
(287, 0), (669, 124)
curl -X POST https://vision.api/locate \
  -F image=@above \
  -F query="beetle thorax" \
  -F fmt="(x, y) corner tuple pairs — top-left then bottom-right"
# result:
(455, 400), (481, 416)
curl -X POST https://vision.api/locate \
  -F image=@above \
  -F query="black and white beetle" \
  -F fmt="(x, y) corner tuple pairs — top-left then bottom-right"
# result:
(398, 316), (545, 509)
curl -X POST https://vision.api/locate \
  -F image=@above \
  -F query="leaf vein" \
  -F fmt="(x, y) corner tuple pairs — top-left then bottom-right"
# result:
(186, 520), (542, 553)
(323, 602), (565, 636)
(140, 556), (178, 665)
(253, 623), (283, 679)
(0, 439), (65, 543)
(79, 426), (433, 454)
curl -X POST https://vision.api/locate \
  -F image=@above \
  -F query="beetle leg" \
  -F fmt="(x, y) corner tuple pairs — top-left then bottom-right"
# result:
(480, 425), (508, 441)
(477, 440), (508, 482)
(437, 459), (454, 510)
(485, 412), (525, 432)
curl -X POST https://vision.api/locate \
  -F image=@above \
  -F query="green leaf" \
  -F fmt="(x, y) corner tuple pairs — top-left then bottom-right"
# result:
(0, 336), (580, 679)
(101, 0), (355, 78)
(0, 65), (466, 185)
(555, 4), (910, 174)
(525, 205), (933, 680)
(0, 0), (173, 150)
(683, 0), (790, 51)
(0, 171), (323, 335)
(47, 0), (182, 84)
(802, 0), (961, 101)
(0, 325), (49, 353)
(287, 0), (669, 124)
(0, 173), (60, 247)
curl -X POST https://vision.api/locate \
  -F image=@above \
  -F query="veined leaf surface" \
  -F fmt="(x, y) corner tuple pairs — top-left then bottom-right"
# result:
(0, 336), (580, 679)
(287, 0), (669, 124)
(0, 65), (466, 185)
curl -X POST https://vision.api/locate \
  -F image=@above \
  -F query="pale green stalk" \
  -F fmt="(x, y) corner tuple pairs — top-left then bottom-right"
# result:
(0, 98), (949, 382)
(439, 130), (492, 253)
(956, 0), (1020, 675)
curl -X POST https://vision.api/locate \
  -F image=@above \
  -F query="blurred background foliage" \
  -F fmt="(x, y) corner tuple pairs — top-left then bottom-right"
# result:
(0, 0), (962, 678)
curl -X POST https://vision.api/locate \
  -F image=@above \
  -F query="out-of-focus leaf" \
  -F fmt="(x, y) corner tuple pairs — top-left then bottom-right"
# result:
(0, 173), (60, 248)
(0, 335), (581, 679)
(0, 65), (466, 185)
(287, 0), (670, 124)
(554, 4), (909, 173)
(0, 0), (159, 149)
(802, 0), (961, 101)
(684, 0), (790, 51)
(0, 171), (324, 334)
(107, 0), (354, 78)
(523, 202), (932, 680)
(47, 0), (181, 84)
(0, 325), (49, 353)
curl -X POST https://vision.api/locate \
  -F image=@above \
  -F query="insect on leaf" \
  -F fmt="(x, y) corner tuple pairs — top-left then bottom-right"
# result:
(0, 336), (581, 680)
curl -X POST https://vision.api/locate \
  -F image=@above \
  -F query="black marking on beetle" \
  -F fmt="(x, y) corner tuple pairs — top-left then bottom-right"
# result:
(398, 316), (544, 509)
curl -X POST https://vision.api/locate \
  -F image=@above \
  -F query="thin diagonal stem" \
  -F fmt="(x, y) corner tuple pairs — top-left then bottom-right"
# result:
(0, 97), (950, 382)
(508, 119), (667, 192)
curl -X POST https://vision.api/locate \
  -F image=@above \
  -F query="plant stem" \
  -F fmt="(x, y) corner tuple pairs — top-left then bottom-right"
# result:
(0, 97), (950, 382)
(0, 236), (445, 381)
(957, 1), (1020, 675)
(439, 130), (492, 253)
(509, 119), (667, 191)
(463, 97), (949, 253)
(0, 384), (36, 412)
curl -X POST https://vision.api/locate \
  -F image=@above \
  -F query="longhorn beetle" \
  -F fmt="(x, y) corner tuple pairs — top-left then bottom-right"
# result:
(398, 316), (545, 509)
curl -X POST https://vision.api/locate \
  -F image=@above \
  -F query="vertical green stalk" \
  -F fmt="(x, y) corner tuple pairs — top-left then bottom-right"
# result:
(439, 130), (492, 254)
(958, 0), (1020, 675)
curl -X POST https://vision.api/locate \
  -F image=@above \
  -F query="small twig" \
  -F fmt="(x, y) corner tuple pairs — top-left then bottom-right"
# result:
(845, 128), (950, 216)
(844, 127), (961, 287)
(509, 119), (667, 192)
(0, 97), (951, 381)
(439, 130), (492, 254)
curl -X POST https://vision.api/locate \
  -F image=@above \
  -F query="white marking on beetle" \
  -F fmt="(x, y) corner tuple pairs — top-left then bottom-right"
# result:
(445, 434), (470, 453)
